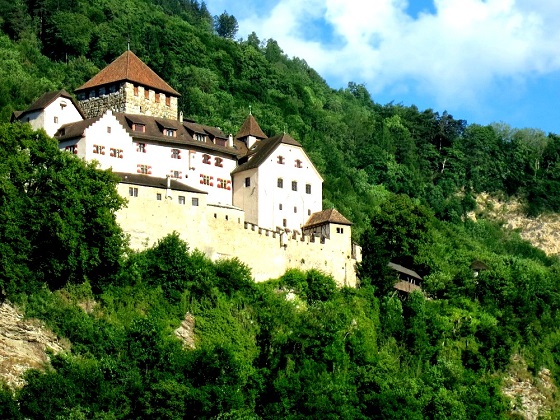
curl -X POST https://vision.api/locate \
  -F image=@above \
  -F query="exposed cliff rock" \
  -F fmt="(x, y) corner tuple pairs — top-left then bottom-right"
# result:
(470, 193), (560, 256)
(503, 355), (557, 419)
(0, 301), (67, 388)
(174, 312), (196, 350)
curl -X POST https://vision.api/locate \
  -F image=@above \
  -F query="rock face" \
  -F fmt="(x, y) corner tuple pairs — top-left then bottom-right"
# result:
(0, 301), (66, 388)
(470, 193), (560, 256)
(174, 312), (196, 350)
(503, 355), (556, 420)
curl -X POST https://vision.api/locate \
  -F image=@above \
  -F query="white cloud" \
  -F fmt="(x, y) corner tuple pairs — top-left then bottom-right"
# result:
(227, 0), (560, 110)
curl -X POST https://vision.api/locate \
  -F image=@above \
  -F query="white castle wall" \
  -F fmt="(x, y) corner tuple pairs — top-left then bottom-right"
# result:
(117, 183), (360, 287)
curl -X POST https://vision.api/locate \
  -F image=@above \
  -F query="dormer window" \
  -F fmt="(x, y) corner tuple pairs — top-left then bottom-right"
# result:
(166, 96), (171, 106)
(144, 89), (149, 99)
(277, 156), (285, 164)
(133, 85), (139, 96)
(202, 154), (211, 164)
(195, 133), (206, 142)
(132, 123), (145, 132)
(171, 149), (181, 159)
(215, 157), (223, 167)
(155, 93), (160, 103)
(295, 159), (302, 168)
(164, 128), (176, 137)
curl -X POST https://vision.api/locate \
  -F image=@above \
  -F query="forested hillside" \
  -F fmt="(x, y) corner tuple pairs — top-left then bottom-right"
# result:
(3, 0), (560, 418)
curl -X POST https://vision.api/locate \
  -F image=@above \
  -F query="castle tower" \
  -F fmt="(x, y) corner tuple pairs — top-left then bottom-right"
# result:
(75, 51), (180, 120)
(235, 113), (267, 149)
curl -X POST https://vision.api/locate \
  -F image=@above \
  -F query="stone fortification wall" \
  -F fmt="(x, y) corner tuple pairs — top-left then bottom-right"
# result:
(79, 85), (127, 118)
(78, 82), (178, 120)
(117, 184), (359, 287)
(123, 83), (178, 120)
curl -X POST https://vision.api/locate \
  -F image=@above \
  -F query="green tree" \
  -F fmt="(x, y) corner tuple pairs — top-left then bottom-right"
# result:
(213, 11), (238, 39)
(358, 194), (434, 295)
(0, 123), (126, 294)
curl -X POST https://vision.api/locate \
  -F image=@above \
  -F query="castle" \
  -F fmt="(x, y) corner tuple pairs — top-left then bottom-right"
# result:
(13, 51), (361, 286)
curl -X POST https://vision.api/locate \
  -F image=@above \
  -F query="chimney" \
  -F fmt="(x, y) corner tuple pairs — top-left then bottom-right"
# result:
(228, 133), (233, 148)
(179, 111), (183, 123)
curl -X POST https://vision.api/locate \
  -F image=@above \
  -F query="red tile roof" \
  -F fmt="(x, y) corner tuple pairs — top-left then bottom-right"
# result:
(235, 114), (267, 140)
(76, 51), (180, 96)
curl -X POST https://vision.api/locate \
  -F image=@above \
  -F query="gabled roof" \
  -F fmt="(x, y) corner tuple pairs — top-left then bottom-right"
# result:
(388, 262), (422, 281)
(76, 51), (180, 97)
(114, 172), (206, 194)
(55, 115), (102, 140)
(16, 90), (85, 120)
(304, 208), (353, 229)
(231, 133), (302, 174)
(236, 114), (267, 140)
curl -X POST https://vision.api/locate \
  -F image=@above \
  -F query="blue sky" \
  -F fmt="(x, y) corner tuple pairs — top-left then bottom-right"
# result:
(205, 0), (560, 134)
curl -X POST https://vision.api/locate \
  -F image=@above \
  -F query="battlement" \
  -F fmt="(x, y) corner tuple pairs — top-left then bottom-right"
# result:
(116, 181), (360, 286)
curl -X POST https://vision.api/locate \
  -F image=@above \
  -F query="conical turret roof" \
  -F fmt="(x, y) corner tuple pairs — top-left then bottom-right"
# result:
(76, 51), (180, 96)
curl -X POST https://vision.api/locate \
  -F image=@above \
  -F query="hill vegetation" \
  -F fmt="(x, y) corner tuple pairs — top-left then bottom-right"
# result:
(2, 0), (560, 418)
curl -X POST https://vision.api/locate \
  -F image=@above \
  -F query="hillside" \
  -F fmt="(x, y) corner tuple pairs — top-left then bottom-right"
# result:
(3, 1), (560, 418)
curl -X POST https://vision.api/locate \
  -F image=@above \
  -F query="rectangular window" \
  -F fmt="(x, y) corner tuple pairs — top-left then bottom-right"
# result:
(166, 96), (171, 106)
(54, 116), (58, 124)
(277, 178), (283, 188)
(308, 209), (311, 216)
(110, 148), (123, 158)
(336, 227), (344, 234)
(277, 155), (285, 164)
(171, 149), (181, 159)
(136, 143), (146, 153)
(178, 196), (185, 204)
(134, 85), (139, 96)
(292, 181), (297, 191)
(155, 93), (160, 103)
(279, 203), (283, 210)
(171, 170), (182, 179)
(156, 193), (162, 200)
(164, 129), (176, 137)
(283, 219), (287, 227)
(129, 187), (138, 197)
(202, 154), (211, 164)
(306, 184), (311, 194)
(200, 175), (211, 186)
(245, 177), (251, 187)
(295, 159), (302, 168)
(65, 145), (77, 154)
(215, 157), (223, 167)
(133, 124), (145, 132)
(192, 197), (199, 206)
(144, 89), (149, 99)
(294, 206), (297, 213)
(107, 126), (111, 133)
(218, 179), (227, 189)
(93, 145), (105, 155)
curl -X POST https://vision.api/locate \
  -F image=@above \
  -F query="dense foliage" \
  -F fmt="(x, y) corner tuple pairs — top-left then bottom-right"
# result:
(2, 0), (560, 418)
